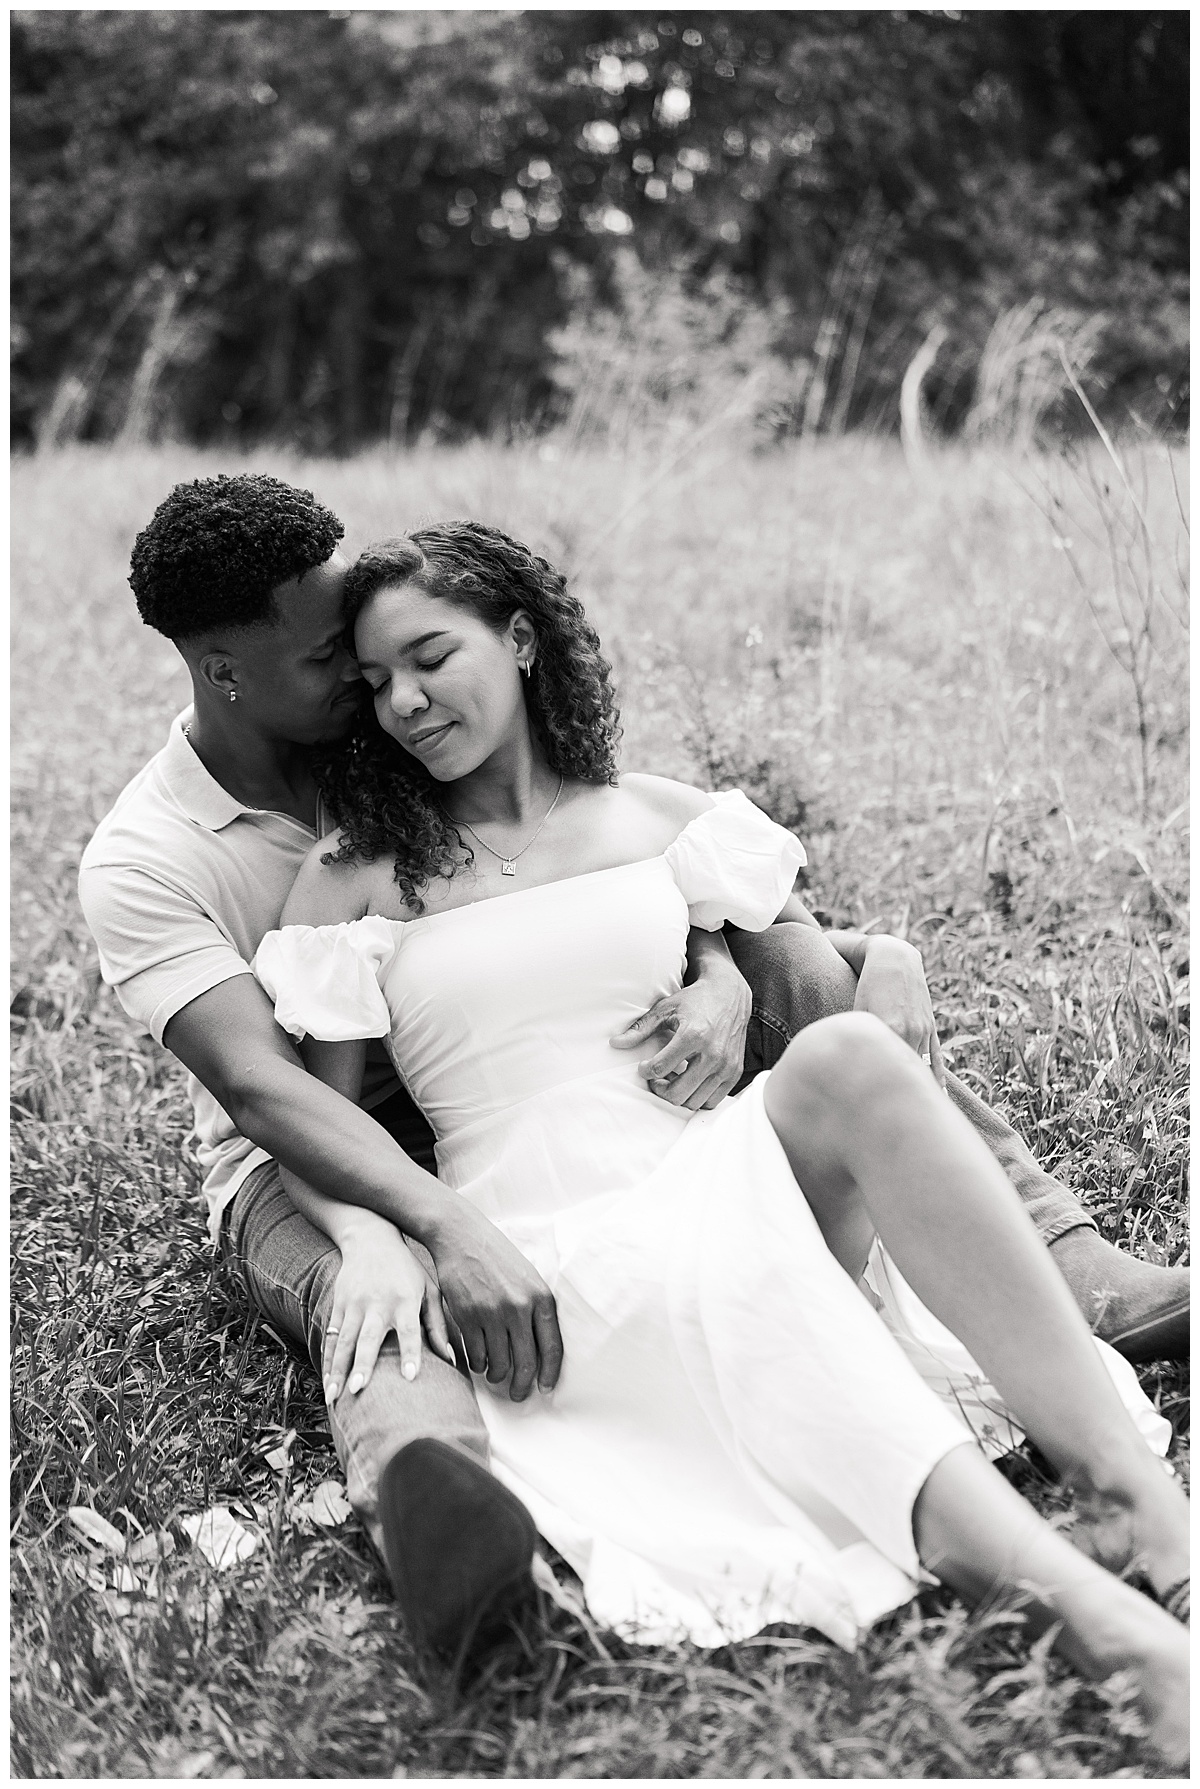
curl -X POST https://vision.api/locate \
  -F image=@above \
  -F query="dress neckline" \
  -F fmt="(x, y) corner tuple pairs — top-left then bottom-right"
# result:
(368, 852), (673, 932)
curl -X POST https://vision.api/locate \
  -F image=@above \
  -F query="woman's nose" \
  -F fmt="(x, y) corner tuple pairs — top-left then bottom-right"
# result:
(390, 677), (429, 718)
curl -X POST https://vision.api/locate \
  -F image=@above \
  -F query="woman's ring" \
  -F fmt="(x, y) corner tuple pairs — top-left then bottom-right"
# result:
(326, 1325), (341, 1336)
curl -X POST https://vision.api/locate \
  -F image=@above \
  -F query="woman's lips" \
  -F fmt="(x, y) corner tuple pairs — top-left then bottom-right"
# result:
(408, 721), (455, 751)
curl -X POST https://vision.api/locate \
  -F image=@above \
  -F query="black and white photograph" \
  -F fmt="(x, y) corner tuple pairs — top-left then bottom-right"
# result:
(10, 8), (1190, 1778)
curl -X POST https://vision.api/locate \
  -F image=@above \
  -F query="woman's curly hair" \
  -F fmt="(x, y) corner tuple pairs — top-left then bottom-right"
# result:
(313, 521), (622, 910)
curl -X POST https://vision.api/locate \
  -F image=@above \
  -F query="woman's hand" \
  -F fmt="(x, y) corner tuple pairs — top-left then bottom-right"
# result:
(854, 936), (946, 1087)
(323, 1224), (456, 1404)
(610, 935), (752, 1111)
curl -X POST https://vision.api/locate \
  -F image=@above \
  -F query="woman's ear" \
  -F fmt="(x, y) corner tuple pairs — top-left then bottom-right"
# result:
(510, 610), (538, 672)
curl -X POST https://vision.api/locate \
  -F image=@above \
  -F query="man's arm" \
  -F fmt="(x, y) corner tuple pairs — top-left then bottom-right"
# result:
(164, 978), (564, 1392)
(612, 890), (943, 1106)
(771, 893), (944, 1080)
(164, 978), (453, 1238)
(609, 925), (752, 1110)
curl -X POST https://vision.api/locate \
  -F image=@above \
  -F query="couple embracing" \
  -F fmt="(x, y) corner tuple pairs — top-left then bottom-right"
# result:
(80, 475), (1189, 1760)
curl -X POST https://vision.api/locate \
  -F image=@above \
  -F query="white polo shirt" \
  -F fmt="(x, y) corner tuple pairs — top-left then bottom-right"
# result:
(78, 710), (401, 1241)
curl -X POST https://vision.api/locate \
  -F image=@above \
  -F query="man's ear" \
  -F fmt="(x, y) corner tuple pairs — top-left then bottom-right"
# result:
(197, 650), (239, 701)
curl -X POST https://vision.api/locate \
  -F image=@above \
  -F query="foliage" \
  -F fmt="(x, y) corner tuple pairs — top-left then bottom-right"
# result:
(10, 11), (1189, 452)
(11, 437), (1188, 1775)
(547, 248), (791, 447)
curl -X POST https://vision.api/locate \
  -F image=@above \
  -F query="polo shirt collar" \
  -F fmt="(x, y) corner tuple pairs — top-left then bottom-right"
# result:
(161, 709), (252, 832)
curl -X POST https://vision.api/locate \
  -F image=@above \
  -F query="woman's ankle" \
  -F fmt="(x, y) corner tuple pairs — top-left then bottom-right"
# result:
(1060, 1425), (1162, 1504)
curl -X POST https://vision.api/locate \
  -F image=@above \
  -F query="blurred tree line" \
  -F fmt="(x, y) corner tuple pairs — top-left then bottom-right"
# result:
(11, 9), (1188, 452)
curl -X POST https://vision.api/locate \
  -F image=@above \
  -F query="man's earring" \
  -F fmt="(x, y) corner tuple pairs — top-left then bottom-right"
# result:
(229, 691), (238, 703)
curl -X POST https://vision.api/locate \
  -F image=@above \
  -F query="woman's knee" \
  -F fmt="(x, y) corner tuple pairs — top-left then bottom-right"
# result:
(776, 1010), (926, 1127)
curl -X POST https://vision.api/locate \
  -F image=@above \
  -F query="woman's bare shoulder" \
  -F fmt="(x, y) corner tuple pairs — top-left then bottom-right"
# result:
(280, 833), (391, 927)
(618, 773), (715, 827)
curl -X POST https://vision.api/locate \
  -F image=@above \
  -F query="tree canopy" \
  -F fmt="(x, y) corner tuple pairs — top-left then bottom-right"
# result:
(11, 10), (1189, 450)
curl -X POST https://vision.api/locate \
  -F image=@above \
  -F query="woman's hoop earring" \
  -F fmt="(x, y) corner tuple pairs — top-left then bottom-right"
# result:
(521, 661), (532, 679)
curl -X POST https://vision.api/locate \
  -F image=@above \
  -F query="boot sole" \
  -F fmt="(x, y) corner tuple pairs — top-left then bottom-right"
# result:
(1103, 1300), (1190, 1365)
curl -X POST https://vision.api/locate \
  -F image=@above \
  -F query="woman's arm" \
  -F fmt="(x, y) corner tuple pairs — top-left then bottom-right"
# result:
(265, 847), (564, 1400)
(273, 1033), (457, 1402)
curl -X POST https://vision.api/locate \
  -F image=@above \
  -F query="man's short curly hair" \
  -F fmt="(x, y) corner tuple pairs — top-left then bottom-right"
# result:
(129, 473), (345, 640)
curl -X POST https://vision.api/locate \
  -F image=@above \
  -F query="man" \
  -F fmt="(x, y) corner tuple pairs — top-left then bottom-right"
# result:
(79, 474), (1188, 1665)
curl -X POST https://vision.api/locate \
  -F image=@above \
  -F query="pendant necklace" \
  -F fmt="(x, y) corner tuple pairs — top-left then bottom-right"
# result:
(450, 775), (565, 877)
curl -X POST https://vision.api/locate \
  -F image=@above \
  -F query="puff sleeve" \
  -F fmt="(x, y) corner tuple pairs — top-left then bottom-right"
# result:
(663, 790), (806, 931)
(252, 915), (397, 1042)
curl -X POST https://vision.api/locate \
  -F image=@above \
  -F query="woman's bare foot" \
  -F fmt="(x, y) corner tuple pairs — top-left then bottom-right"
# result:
(1119, 1607), (1190, 1770)
(1053, 1573), (1190, 1770)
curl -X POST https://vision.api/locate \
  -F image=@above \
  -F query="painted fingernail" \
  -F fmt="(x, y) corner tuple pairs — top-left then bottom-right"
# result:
(326, 1379), (340, 1402)
(348, 1373), (364, 1395)
(402, 1361), (417, 1381)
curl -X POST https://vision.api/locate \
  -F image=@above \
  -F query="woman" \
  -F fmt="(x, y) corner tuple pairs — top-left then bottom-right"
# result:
(254, 523), (1188, 1758)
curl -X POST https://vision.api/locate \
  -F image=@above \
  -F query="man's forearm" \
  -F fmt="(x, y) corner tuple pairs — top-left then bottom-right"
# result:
(228, 1056), (455, 1247)
(684, 924), (738, 983)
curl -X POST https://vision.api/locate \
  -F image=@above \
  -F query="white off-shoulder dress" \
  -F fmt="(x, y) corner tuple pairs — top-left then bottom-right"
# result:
(254, 792), (1168, 1651)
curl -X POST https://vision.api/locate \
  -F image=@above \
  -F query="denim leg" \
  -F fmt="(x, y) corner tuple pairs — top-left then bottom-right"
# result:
(223, 1162), (488, 1560)
(726, 922), (1097, 1243)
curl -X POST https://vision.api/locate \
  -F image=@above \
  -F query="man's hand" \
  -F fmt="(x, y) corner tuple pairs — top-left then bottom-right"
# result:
(610, 938), (752, 1111)
(427, 1210), (563, 1402)
(323, 1224), (457, 1404)
(854, 936), (946, 1087)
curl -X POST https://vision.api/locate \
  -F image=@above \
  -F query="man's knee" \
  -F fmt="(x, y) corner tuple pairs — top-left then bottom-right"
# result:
(729, 922), (859, 1060)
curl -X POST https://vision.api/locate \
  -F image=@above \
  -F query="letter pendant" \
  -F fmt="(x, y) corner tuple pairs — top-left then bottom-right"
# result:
(501, 859), (517, 876)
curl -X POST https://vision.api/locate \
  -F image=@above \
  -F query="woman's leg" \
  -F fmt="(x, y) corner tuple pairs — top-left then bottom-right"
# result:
(731, 923), (1189, 1364)
(915, 1443), (1189, 1766)
(762, 1013), (1189, 1598)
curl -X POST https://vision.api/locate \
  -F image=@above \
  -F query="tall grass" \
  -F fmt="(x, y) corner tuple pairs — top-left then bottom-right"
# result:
(11, 436), (1188, 1777)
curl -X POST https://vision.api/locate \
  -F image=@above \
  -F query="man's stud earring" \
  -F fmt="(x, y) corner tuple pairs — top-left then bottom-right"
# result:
(229, 691), (237, 703)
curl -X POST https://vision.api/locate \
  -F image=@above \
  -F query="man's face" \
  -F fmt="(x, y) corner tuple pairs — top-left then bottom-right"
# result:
(231, 551), (364, 745)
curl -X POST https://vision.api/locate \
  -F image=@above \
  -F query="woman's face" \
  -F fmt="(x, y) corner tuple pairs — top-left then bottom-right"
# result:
(353, 581), (531, 780)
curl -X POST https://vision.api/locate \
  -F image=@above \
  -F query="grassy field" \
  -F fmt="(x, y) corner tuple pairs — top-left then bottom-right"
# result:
(10, 434), (1189, 1778)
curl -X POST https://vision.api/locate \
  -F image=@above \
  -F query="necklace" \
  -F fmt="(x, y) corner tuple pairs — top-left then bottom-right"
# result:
(449, 775), (565, 877)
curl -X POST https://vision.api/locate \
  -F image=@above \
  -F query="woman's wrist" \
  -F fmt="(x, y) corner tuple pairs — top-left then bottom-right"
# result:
(334, 1206), (403, 1250)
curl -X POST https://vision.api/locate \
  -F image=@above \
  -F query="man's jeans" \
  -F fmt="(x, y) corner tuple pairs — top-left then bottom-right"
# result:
(221, 921), (1095, 1551)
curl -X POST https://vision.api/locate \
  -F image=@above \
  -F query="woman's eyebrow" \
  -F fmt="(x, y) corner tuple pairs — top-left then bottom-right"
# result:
(356, 629), (450, 670)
